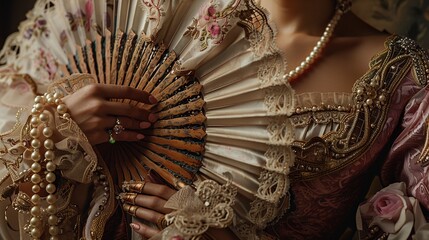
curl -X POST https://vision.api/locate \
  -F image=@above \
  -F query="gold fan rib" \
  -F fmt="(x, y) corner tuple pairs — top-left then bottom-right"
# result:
(154, 112), (206, 128)
(156, 83), (202, 111)
(145, 136), (204, 152)
(144, 142), (201, 167)
(158, 98), (205, 119)
(148, 128), (206, 139)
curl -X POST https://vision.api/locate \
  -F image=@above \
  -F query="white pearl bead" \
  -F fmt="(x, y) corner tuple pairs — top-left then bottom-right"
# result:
(30, 117), (40, 126)
(31, 174), (41, 184)
(46, 162), (56, 171)
(31, 162), (42, 173)
(31, 194), (41, 204)
(39, 113), (49, 122)
(31, 139), (41, 148)
(46, 183), (56, 194)
(44, 139), (54, 149)
(31, 108), (40, 115)
(30, 216), (42, 227)
(53, 92), (63, 99)
(50, 236), (59, 240)
(49, 225), (60, 236)
(30, 128), (39, 138)
(47, 194), (57, 204)
(57, 104), (67, 114)
(47, 204), (57, 214)
(48, 215), (58, 225)
(32, 184), (41, 193)
(30, 206), (42, 216)
(31, 151), (41, 161)
(34, 96), (44, 103)
(46, 172), (56, 183)
(63, 113), (71, 119)
(45, 150), (55, 160)
(34, 103), (44, 111)
(43, 127), (53, 137)
(30, 227), (43, 238)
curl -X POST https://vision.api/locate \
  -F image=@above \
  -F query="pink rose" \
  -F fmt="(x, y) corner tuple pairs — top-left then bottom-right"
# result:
(356, 182), (427, 238)
(207, 5), (216, 17)
(207, 21), (221, 38)
(372, 192), (405, 221)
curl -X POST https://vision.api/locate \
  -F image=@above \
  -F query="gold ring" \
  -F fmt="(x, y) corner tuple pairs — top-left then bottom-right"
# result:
(156, 215), (169, 230)
(113, 117), (125, 135)
(122, 181), (146, 193)
(118, 192), (138, 205)
(124, 204), (139, 217)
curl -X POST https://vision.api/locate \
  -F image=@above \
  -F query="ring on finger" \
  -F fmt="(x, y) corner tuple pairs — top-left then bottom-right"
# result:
(156, 215), (169, 230)
(124, 204), (139, 217)
(122, 181), (146, 193)
(108, 130), (116, 144)
(113, 117), (125, 135)
(118, 192), (138, 205)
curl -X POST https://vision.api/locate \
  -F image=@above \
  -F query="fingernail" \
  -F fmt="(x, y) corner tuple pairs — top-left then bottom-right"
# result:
(130, 223), (140, 231)
(148, 113), (158, 123)
(137, 134), (145, 140)
(149, 95), (158, 104)
(140, 122), (151, 129)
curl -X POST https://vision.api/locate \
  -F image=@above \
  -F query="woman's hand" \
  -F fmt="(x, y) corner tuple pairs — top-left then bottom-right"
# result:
(120, 182), (176, 238)
(63, 84), (158, 145)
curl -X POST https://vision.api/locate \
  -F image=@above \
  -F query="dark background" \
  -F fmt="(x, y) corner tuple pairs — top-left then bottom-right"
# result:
(0, 1), (36, 48)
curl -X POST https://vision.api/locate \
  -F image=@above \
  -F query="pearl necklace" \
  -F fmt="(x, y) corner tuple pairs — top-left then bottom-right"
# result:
(29, 91), (69, 239)
(283, 0), (352, 83)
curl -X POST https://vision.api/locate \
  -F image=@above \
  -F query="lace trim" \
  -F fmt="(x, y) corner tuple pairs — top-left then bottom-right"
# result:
(229, 0), (296, 237)
(156, 180), (237, 239)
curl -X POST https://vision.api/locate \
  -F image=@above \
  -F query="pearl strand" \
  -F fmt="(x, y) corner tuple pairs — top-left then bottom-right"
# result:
(29, 91), (69, 239)
(283, 0), (352, 83)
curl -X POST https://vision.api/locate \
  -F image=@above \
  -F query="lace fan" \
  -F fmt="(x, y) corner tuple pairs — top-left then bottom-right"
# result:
(4, 0), (296, 234)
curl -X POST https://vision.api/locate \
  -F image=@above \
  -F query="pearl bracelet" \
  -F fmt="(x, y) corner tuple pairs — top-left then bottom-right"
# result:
(28, 91), (69, 239)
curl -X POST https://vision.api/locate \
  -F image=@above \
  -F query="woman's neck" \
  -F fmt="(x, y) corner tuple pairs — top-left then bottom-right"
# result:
(260, 0), (336, 36)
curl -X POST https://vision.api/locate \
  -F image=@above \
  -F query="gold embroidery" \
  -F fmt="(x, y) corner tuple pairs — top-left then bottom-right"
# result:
(291, 36), (420, 181)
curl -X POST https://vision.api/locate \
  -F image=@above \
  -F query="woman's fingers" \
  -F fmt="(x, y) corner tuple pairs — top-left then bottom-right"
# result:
(129, 222), (160, 239)
(143, 182), (177, 200)
(120, 193), (172, 214)
(123, 203), (165, 224)
(104, 101), (158, 122)
(87, 84), (158, 104)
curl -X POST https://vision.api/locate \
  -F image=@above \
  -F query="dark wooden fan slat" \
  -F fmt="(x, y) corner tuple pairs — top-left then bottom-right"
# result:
(158, 98), (205, 119)
(156, 83), (202, 111)
(117, 32), (136, 87)
(133, 144), (194, 181)
(85, 40), (97, 76)
(76, 46), (88, 73)
(143, 142), (200, 167)
(123, 34), (148, 88)
(110, 31), (124, 85)
(95, 35), (105, 84)
(120, 145), (147, 181)
(139, 43), (167, 91)
(154, 75), (190, 102)
(105, 31), (112, 85)
(143, 51), (177, 93)
(151, 70), (179, 98)
(149, 128), (206, 139)
(66, 53), (79, 74)
(132, 41), (155, 90)
(145, 136), (204, 152)
(136, 151), (187, 187)
(155, 112), (206, 128)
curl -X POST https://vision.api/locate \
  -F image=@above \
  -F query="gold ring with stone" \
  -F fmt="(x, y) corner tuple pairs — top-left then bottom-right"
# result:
(113, 117), (125, 135)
